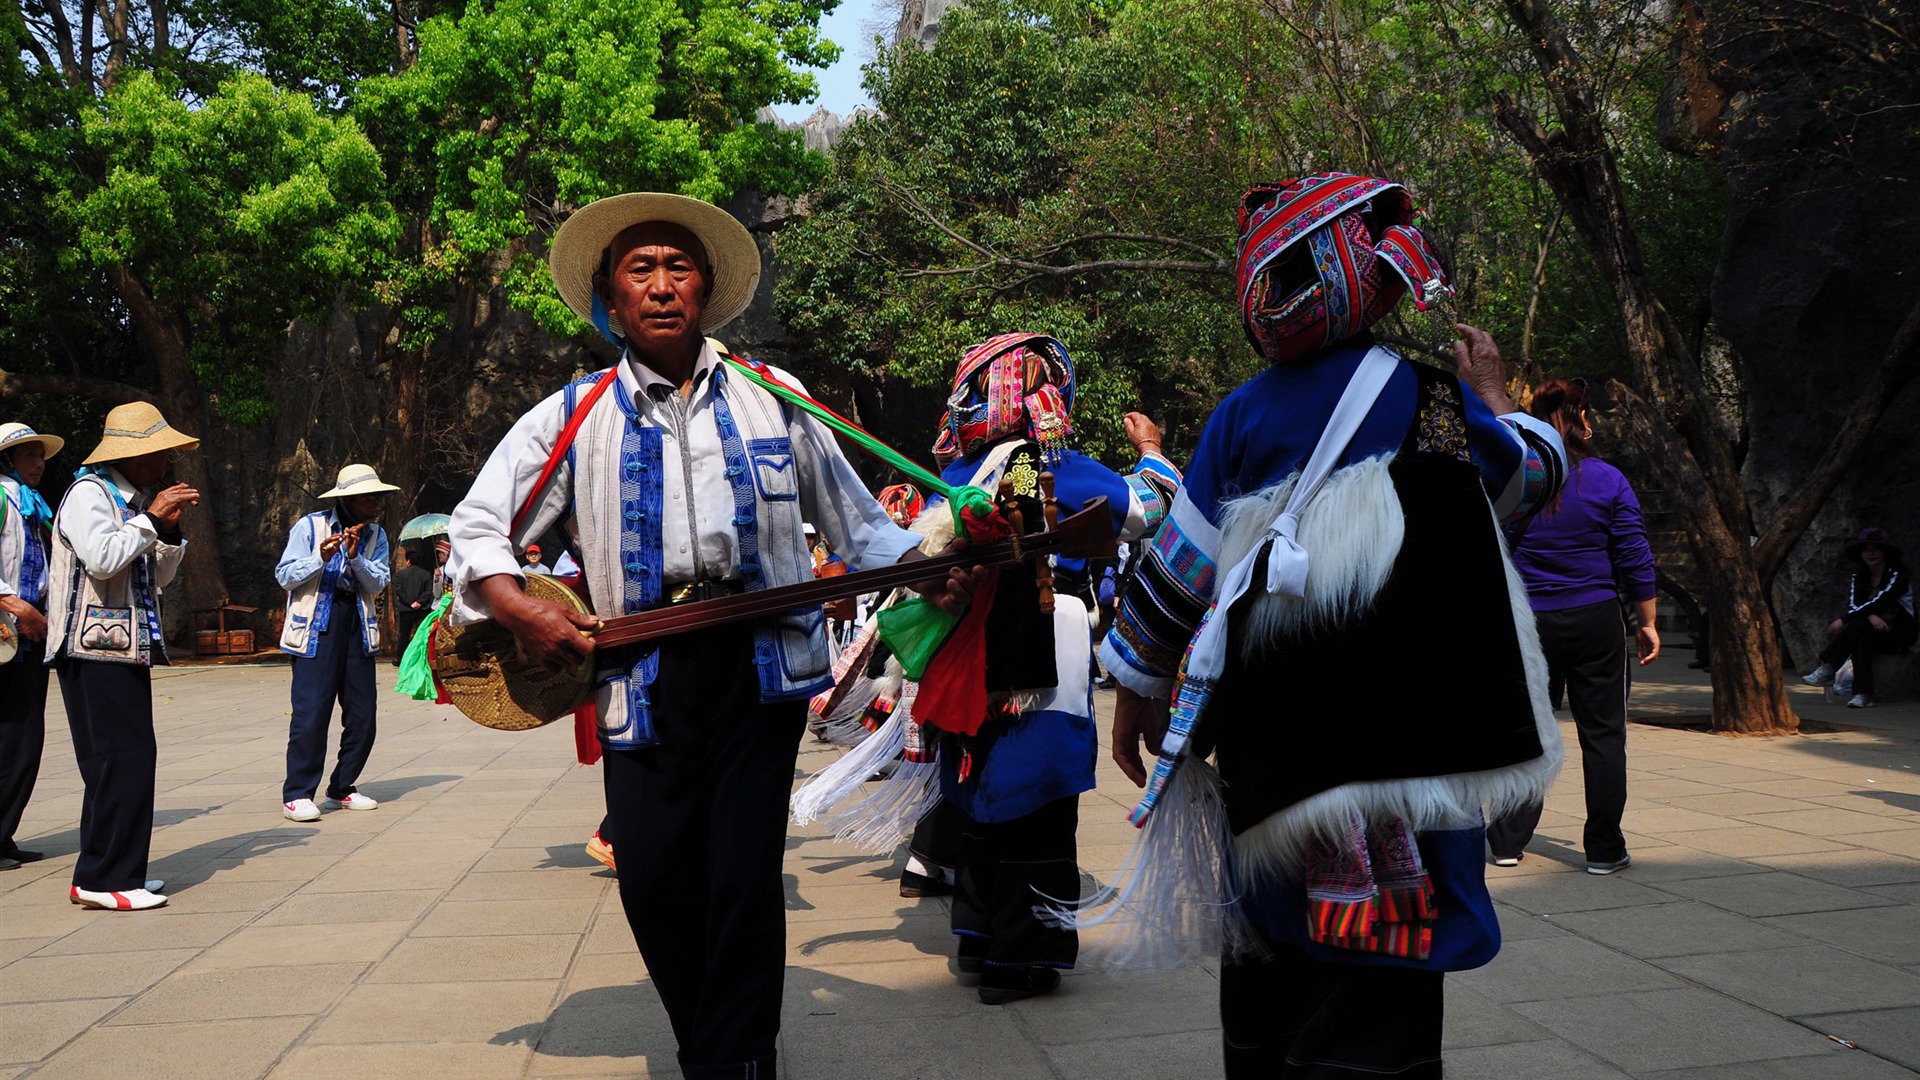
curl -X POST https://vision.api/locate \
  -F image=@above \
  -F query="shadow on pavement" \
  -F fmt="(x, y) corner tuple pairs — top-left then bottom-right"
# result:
(148, 826), (320, 888)
(354, 773), (462, 803)
(18, 804), (219, 860)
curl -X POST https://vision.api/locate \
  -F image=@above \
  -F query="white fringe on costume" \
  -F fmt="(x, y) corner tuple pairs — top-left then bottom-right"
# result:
(791, 661), (909, 827)
(1219, 455), (1563, 882)
(1038, 759), (1266, 970)
(814, 674), (880, 747)
(1049, 455), (1562, 965)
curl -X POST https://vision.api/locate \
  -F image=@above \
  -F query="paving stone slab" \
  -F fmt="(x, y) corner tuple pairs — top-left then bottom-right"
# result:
(788, 913), (963, 967)
(1043, 1026), (1222, 1080)
(1441, 1038), (1634, 1079)
(105, 960), (366, 1024)
(1666, 791), (1823, 816)
(254, 887), (440, 926)
(368, 933), (580, 983)
(1452, 936), (1681, 1004)
(520, 999), (680, 1077)
(1487, 871), (1675, 915)
(1638, 1049), (1920, 1079)
(1762, 904), (1920, 966)
(1010, 965), (1220, 1045)
(1655, 944), (1920, 1016)
(0, 947), (200, 1004)
(1657, 825), (1844, 858)
(1738, 806), (1917, 837)
(27, 909), (251, 956)
(307, 978), (563, 1044)
(0, 997), (122, 1066)
(1509, 987), (1836, 1073)
(25, 1015), (311, 1080)
(1799, 1008), (1920, 1072)
(1754, 851), (1920, 888)
(1443, 985), (1553, 1050)
(784, 958), (987, 1023)
(185, 920), (413, 971)
(414, 897), (600, 937)
(1595, 846), (1770, 882)
(1655, 871), (1897, 918)
(1549, 901), (1804, 959)
(267, 1041), (537, 1080)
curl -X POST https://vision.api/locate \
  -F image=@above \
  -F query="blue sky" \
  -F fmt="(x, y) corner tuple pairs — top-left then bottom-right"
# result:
(770, 0), (887, 122)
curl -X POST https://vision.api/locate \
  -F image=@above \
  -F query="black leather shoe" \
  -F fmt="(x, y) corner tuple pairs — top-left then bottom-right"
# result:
(899, 869), (953, 898)
(0, 857), (19, 872)
(978, 965), (1061, 1005)
(6, 848), (45, 863)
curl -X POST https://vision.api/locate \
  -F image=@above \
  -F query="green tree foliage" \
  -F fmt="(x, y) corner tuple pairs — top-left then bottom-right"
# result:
(354, 0), (840, 342)
(776, 0), (1726, 463)
(56, 71), (398, 422)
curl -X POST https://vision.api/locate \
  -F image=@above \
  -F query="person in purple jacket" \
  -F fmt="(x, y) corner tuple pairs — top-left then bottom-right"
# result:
(1487, 376), (1660, 875)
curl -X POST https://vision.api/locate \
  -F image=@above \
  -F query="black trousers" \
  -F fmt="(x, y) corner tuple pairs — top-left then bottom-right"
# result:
(600, 624), (805, 1080)
(950, 794), (1079, 969)
(1821, 615), (1919, 697)
(394, 609), (427, 664)
(1488, 599), (1629, 864)
(1222, 942), (1444, 1079)
(57, 655), (156, 892)
(284, 609), (378, 803)
(907, 798), (963, 873)
(0, 636), (50, 855)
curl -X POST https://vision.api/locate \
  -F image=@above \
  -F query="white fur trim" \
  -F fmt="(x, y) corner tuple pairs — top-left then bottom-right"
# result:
(1215, 457), (1563, 880)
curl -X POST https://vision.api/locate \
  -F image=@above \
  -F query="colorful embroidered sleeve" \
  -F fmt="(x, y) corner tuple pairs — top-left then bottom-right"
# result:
(1121, 450), (1181, 538)
(1460, 385), (1565, 525)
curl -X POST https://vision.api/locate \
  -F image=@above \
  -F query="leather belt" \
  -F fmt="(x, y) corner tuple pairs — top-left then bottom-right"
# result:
(665, 579), (745, 605)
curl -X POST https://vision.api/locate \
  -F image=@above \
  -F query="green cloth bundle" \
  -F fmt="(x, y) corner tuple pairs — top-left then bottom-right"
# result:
(395, 592), (453, 701)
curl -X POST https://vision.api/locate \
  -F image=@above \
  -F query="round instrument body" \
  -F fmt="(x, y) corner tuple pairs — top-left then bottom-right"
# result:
(431, 574), (595, 731)
(0, 617), (16, 664)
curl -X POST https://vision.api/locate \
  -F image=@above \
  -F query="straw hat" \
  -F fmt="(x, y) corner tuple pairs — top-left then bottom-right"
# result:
(83, 403), (199, 465)
(318, 463), (402, 499)
(0, 423), (65, 459)
(548, 193), (761, 337)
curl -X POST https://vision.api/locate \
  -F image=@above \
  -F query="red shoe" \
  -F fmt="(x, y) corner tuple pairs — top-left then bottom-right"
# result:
(586, 832), (616, 872)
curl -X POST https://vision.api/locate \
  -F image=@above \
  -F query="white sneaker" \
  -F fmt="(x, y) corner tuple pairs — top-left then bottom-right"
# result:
(70, 885), (168, 911)
(322, 792), (378, 811)
(1802, 663), (1836, 687)
(284, 798), (322, 822)
(1848, 694), (1873, 709)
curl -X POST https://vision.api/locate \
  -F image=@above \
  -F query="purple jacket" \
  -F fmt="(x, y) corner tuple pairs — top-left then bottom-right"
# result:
(1508, 457), (1657, 613)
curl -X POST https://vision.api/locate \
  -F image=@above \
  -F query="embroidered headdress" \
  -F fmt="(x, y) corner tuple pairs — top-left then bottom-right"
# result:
(1236, 173), (1452, 363)
(931, 333), (1076, 467)
(877, 483), (925, 526)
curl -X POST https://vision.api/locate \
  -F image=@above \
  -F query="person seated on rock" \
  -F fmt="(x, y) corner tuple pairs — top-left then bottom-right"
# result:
(1804, 527), (1917, 708)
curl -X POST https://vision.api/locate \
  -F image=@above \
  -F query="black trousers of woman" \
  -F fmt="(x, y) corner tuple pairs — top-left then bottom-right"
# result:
(56, 655), (157, 892)
(0, 637), (50, 858)
(1820, 615), (1919, 698)
(1222, 940), (1443, 1079)
(1487, 599), (1629, 864)
(599, 623), (805, 1080)
(950, 793), (1079, 969)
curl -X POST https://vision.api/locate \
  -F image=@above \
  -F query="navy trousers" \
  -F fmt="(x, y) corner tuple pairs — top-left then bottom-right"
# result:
(57, 655), (156, 892)
(0, 637), (50, 856)
(284, 605), (378, 803)
(600, 623), (805, 1080)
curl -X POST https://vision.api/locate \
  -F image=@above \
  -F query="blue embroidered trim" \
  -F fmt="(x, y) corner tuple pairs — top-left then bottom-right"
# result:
(711, 366), (779, 697)
(613, 377), (665, 745)
(76, 471), (164, 662)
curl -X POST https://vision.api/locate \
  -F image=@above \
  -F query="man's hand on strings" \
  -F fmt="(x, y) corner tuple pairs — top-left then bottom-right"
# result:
(1112, 683), (1170, 788)
(479, 573), (599, 672)
(900, 539), (983, 616)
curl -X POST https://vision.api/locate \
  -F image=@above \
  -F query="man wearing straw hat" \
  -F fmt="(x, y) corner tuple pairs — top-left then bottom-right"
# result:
(46, 402), (200, 911)
(0, 422), (65, 871)
(276, 463), (397, 822)
(447, 192), (974, 1080)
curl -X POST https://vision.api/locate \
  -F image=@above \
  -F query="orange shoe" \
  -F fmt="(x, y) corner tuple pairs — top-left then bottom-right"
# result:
(586, 831), (616, 872)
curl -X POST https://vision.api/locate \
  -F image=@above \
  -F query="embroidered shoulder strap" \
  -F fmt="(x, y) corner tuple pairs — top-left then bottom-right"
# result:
(512, 368), (619, 535)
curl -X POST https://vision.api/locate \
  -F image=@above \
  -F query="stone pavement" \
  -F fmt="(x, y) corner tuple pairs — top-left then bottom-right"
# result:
(2, 661), (1919, 1079)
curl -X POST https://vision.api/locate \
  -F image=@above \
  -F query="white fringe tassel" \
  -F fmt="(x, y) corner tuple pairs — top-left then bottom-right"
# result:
(813, 675), (878, 747)
(823, 758), (941, 853)
(791, 698), (907, 827)
(1037, 759), (1265, 971)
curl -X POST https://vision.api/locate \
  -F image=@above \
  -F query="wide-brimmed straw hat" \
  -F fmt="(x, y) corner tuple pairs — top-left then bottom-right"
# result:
(83, 403), (199, 465)
(318, 463), (401, 499)
(1844, 527), (1903, 565)
(0, 423), (65, 460)
(548, 193), (761, 337)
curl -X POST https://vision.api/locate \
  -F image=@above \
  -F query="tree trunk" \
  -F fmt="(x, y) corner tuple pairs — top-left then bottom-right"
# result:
(379, 333), (426, 540)
(109, 264), (233, 618)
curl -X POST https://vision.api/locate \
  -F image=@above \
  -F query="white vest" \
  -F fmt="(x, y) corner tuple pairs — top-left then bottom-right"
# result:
(279, 511), (386, 657)
(46, 473), (179, 667)
(553, 363), (831, 747)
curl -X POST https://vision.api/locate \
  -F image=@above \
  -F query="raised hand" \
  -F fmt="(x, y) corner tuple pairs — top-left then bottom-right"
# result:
(146, 483), (200, 529)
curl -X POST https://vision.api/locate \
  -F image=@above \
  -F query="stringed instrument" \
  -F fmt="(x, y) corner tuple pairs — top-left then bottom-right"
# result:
(433, 479), (1115, 732)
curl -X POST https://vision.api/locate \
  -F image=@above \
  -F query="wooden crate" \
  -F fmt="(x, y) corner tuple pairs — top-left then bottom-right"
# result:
(194, 629), (254, 655)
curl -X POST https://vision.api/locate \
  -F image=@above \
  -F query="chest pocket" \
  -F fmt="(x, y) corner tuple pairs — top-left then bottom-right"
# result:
(748, 437), (798, 502)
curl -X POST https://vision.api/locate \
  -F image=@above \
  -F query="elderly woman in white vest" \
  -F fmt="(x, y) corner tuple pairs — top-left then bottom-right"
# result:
(447, 192), (975, 1080)
(0, 422), (65, 872)
(46, 403), (200, 911)
(276, 463), (395, 823)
